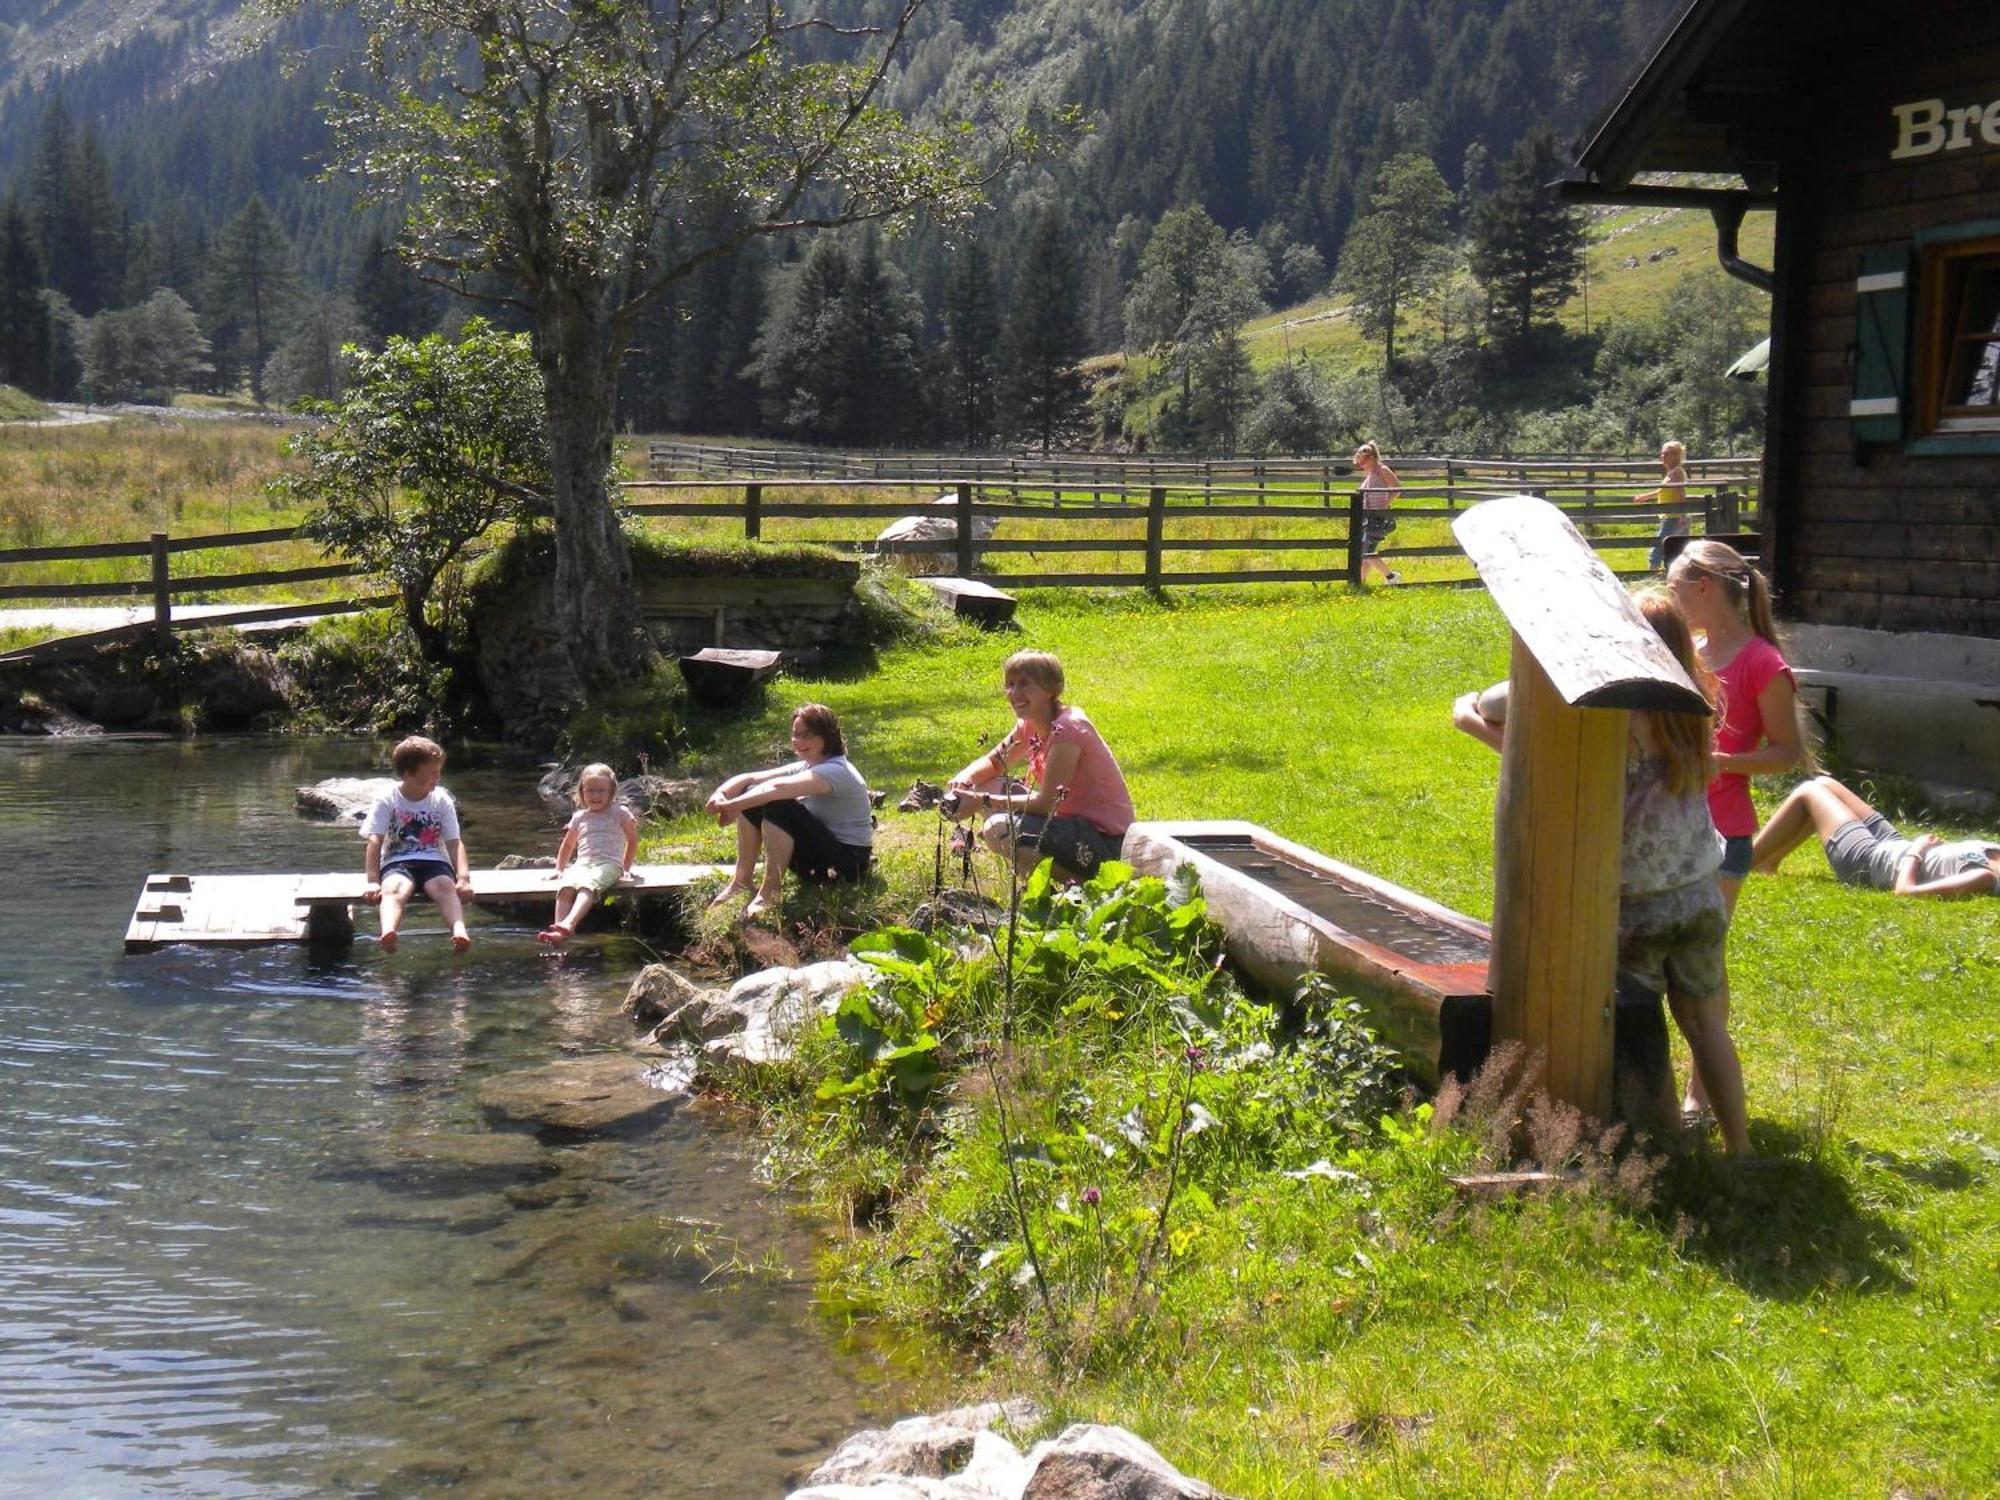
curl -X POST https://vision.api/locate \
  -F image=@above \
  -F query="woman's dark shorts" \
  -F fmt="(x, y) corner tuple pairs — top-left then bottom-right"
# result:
(1362, 511), (1396, 555)
(1718, 835), (1755, 879)
(381, 858), (457, 897)
(1016, 814), (1125, 880)
(743, 800), (871, 883)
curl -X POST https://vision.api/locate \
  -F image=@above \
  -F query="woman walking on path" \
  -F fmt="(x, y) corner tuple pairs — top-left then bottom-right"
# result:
(1644, 440), (1690, 571)
(1354, 441), (1402, 586)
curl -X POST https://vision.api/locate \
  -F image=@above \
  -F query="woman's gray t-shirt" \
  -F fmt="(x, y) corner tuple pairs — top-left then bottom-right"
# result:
(797, 755), (873, 848)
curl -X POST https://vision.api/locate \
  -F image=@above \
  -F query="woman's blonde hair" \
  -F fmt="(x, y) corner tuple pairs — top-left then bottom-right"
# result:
(574, 762), (619, 805)
(1669, 538), (1779, 647)
(1632, 587), (1717, 797)
(1660, 439), (1687, 466)
(1354, 440), (1380, 463)
(1002, 650), (1065, 704)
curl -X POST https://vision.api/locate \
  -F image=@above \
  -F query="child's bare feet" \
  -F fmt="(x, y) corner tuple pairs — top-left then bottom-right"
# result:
(536, 925), (569, 946)
(378, 930), (398, 953)
(451, 927), (472, 953)
(708, 882), (750, 909)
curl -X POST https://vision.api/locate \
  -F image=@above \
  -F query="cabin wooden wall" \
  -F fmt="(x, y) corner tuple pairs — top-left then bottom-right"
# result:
(1773, 2), (2000, 638)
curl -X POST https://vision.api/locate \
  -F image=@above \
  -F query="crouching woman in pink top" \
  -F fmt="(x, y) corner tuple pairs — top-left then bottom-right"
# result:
(946, 650), (1136, 883)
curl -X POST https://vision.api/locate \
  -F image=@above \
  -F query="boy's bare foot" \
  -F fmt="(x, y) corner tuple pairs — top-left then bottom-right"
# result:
(452, 929), (472, 953)
(708, 883), (749, 909)
(378, 930), (398, 953)
(536, 925), (569, 946)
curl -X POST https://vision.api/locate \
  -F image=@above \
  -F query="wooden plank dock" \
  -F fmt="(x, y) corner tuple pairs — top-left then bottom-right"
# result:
(124, 864), (730, 953)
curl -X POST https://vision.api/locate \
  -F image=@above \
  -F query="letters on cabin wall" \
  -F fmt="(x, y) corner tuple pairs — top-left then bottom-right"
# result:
(1890, 97), (2000, 160)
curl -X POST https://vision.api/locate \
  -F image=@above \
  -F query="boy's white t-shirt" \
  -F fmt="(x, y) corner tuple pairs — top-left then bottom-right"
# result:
(362, 787), (461, 866)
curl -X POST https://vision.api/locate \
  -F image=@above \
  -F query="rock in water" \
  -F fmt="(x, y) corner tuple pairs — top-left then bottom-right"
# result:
(537, 764), (702, 819)
(296, 776), (402, 823)
(474, 1053), (688, 1133)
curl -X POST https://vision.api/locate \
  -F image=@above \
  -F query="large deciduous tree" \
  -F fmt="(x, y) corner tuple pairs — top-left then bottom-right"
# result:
(284, 0), (988, 699)
(1123, 206), (1265, 443)
(1333, 153), (1454, 372)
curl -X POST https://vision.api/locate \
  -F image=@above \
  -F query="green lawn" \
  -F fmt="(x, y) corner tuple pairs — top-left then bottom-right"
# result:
(647, 584), (1999, 1498)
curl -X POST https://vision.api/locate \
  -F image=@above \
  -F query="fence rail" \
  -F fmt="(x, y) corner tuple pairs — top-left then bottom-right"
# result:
(1, 458), (1758, 666)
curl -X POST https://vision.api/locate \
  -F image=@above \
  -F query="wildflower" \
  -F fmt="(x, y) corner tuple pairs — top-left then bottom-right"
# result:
(1081, 1185), (1101, 1206)
(1185, 1044), (1206, 1069)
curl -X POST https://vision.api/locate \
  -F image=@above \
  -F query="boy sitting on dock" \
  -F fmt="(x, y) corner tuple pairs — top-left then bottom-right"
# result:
(362, 736), (474, 953)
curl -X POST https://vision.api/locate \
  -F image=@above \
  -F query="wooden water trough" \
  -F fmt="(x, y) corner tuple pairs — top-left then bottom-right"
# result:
(124, 863), (729, 952)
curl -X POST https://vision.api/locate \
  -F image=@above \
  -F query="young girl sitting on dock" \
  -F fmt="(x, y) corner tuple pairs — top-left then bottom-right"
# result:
(705, 704), (874, 920)
(1751, 775), (1999, 897)
(538, 764), (639, 946)
(1452, 590), (1752, 1154)
(362, 736), (474, 953)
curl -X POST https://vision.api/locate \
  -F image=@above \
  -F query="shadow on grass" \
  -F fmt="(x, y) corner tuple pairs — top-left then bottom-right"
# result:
(1648, 1123), (1913, 1299)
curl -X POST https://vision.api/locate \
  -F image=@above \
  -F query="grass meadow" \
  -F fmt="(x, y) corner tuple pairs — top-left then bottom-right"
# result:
(645, 584), (1998, 1499)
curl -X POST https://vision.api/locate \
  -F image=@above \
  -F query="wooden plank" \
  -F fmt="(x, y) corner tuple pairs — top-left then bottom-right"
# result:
(0, 538), (153, 565)
(925, 576), (1018, 625)
(678, 647), (783, 707)
(1452, 495), (1710, 713)
(1793, 668), (2000, 705)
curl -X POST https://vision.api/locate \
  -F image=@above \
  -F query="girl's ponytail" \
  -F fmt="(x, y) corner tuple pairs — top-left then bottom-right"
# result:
(1743, 566), (1779, 648)
(1673, 538), (1781, 649)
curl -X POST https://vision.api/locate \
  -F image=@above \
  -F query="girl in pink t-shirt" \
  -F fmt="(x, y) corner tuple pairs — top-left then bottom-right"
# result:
(946, 650), (1136, 882)
(1665, 538), (1804, 1120)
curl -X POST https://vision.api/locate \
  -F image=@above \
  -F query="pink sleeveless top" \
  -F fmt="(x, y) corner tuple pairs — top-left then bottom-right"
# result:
(1021, 706), (1136, 836)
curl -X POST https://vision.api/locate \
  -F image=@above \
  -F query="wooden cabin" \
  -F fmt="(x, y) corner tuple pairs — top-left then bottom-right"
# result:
(1565, 0), (2000, 794)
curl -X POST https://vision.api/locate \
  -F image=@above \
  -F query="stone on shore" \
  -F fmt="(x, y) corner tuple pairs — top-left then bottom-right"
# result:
(1019, 1425), (1227, 1499)
(800, 1401), (1043, 1492)
(700, 959), (869, 1067)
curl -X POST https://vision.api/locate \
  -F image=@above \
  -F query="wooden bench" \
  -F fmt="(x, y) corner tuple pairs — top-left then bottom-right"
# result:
(678, 646), (782, 706)
(1792, 667), (2000, 728)
(924, 575), (1017, 627)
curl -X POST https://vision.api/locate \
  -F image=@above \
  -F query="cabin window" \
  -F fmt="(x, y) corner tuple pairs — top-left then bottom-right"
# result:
(1915, 235), (2000, 435)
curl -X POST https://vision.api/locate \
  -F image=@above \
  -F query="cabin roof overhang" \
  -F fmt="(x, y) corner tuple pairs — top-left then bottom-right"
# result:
(1560, 0), (1789, 209)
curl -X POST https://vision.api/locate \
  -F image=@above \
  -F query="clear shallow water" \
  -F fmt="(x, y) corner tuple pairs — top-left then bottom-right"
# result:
(0, 738), (914, 1498)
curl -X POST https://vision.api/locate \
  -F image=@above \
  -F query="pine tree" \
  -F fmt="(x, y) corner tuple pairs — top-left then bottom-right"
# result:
(0, 202), (52, 394)
(352, 230), (437, 346)
(753, 238), (850, 444)
(825, 233), (923, 448)
(999, 212), (1091, 455)
(942, 239), (1000, 450)
(207, 195), (299, 403)
(1468, 127), (1587, 355)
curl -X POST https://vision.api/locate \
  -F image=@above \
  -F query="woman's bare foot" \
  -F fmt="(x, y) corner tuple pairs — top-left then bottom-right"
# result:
(707, 882), (750, 909)
(378, 930), (398, 953)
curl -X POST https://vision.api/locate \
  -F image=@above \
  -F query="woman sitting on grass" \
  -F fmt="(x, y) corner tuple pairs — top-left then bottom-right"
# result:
(1752, 775), (2000, 898)
(705, 703), (873, 920)
(946, 650), (1135, 884)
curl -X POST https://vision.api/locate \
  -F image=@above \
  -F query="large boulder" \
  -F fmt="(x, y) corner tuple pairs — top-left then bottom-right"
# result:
(1020, 1425), (1226, 1499)
(875, 493), (1000, 576)
(799, 1401), (1043, 1494)
(536, 764), (702, 819)
(700, 958), (869, 1067)
(296, 776), (402, 824)
(624, 964), (724, 1035)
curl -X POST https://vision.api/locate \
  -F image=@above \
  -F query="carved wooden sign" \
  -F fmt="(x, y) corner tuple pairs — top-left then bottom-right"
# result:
(1452, 495), (1710, 715)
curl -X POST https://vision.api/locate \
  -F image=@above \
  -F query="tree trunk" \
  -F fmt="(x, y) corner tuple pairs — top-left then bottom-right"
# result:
(537, 288), (654, 695)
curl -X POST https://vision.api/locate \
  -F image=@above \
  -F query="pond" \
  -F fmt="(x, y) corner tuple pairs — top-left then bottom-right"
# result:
(0, 737), (918, 1498)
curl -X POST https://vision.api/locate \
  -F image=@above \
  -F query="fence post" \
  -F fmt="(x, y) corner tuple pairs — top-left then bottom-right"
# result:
(744, 483), (762, 541)
(1720, 488), (1740, 532)
(1345, 489), (1365, 586)
(148, 532), (172, 649)
(956, 482), (975, 576)
(1145, 485), (1166, 592)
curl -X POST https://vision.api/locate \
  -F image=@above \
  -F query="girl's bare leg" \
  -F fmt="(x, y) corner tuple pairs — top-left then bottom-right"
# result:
(1667, 986), (1750, 1155)
(1684, 876), (1746, 1114)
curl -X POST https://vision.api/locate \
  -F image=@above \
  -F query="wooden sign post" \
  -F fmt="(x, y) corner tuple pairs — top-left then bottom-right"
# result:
(1453, 497), (1709, 1121)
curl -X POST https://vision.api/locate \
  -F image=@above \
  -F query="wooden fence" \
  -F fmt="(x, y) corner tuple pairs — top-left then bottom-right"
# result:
(0, 459), (1757, 665)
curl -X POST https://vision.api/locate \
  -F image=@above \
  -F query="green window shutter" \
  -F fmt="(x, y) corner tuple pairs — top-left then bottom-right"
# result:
(1851, 245), (1911, 443)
